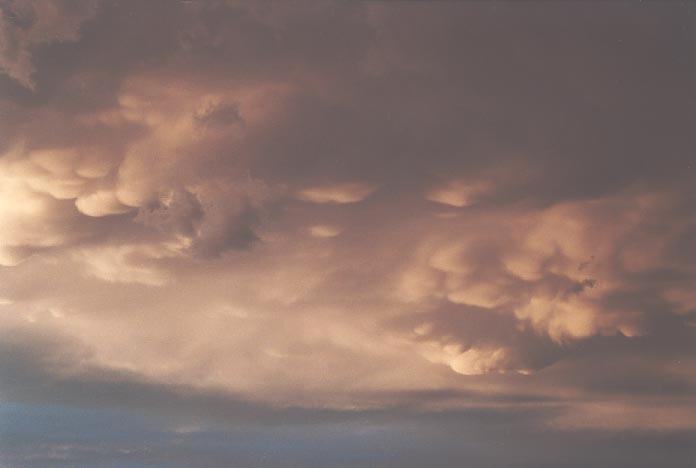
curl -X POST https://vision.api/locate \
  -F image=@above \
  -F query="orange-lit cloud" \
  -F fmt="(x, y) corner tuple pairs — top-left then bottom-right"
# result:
(0, 2), (694, 466)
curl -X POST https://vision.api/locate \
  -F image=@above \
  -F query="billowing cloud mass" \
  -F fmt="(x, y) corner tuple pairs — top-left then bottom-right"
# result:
(0, 1), (694, 467)
(0, 0), (98, 89)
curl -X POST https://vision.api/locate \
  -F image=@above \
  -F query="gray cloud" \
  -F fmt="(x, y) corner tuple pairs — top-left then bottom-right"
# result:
(0, 0), (97, 89)
(0, 1), (694, 466)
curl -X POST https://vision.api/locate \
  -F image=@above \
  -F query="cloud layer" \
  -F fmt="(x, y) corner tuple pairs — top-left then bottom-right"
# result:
(0, 1), (694, 466)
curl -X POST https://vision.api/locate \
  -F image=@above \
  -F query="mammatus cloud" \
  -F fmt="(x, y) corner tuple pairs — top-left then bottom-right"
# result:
(308, 224), (342, 238)
(296, 182), (377, 204)
(75, 189), (131, 217)
(0, 1), (694, 466)
(391, 188), (696, 382)
(419, 342), (511, 377)
(425, 180), (493, 207)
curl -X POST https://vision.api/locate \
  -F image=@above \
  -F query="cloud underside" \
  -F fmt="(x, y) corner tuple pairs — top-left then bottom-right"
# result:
(0, 0), (694, 445)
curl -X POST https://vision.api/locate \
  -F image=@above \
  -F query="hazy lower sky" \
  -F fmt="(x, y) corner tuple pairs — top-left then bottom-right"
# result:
(0, 1), (695, 467)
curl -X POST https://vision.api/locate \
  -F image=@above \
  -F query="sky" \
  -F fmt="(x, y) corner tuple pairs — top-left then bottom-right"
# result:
(0, 1), (694, 467)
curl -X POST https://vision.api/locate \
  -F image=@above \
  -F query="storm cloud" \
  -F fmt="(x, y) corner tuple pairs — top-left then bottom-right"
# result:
(0, 1), (694, 466)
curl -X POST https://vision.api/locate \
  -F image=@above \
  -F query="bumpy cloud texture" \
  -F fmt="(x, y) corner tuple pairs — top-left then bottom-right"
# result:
(0, 1), (694, 467)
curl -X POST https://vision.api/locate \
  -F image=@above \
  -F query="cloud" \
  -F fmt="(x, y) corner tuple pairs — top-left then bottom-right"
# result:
(420, 342), (511, 376)
(308, 225), (342, 238)
(0, 146), (84, 265)
(194, 100), (242, 127)
(0, 2), (694, 462)
(75, 189), (132, 217)
(0, 0), (97, 89)
(394, 189), (696, 368)
(296, 183), (377, 204)
(72, 244), (174, 286)
(425, 180), (492, 207)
